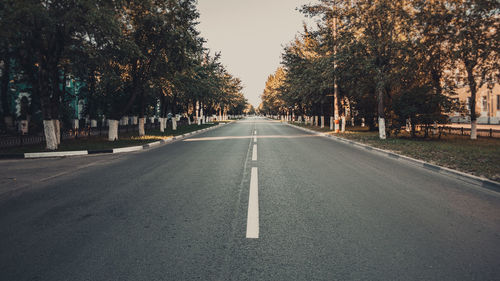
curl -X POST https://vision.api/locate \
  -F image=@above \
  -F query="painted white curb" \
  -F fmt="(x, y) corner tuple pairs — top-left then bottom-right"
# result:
(113, 146), (143, 153)
(24, 151), (88, 158)
(147, 141), (162, 147)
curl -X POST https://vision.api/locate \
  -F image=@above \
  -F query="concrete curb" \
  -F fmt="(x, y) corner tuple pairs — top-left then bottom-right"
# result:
(0, 123), (227, 160)
(285, 122), (500, 192)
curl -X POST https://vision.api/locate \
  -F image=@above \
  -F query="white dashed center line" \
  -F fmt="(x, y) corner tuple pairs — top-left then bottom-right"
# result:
(252, 144), (257, 161)
(246, 167), (259, 239)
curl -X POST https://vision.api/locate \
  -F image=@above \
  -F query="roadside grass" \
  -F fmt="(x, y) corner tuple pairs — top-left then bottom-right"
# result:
(0, 123), (217, 154)
(293, 122), (500, 181)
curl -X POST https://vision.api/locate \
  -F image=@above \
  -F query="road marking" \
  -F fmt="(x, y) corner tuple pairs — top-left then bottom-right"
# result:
(253, 136), (257, 142)
(252, 144), (257, 161)
(246, 167), (259, 239)
(254, 130), (257, 135)
(183, 134), (317, 142)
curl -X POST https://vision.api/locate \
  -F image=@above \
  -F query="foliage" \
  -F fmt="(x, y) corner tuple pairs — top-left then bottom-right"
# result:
(260, 0), (497, 139)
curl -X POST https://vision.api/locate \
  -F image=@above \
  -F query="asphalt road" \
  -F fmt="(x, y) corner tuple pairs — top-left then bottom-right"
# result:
(0, 117), (499, 281)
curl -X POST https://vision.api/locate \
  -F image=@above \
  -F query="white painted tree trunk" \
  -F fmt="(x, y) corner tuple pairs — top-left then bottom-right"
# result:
(53, 119), (60, 145)
(361, 118), (365, 127)
(159, 118), (165, 132)
(187, 116), (191, 125)
(91, 119), (97, 128)
(196, 101), (200, 124)
(433, 122), (438, 135)
(320, 116), (325, 128)
(72, 119), (79, 130)
(108, 120), (119, 141)
(314, 116), (318, 126)
(19, 120), (28, 134)
(43, 120), (58, 150)
(378, 117), (386, 139)
(330, 116), (334, 130)
(406, 119), (411, 132)
(138, 117), (145, 136)
(341, 116), (346, 132)
(471, 120), (477, 140)
(132, 116), (138, 125)
(172, 118), (177, 130)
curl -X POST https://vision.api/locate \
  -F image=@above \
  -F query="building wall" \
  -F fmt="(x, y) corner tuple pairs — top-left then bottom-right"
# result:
(454, 83), (500, 124)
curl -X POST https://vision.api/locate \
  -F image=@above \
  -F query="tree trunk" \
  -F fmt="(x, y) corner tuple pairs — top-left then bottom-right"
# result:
(39, 67), (57, 149)
(53, 119), (61, 145)
(334, 92), (339, 132)
(1, 57), (11, 122)
(378, 117), (386, 139)
(471, 120), (477, 139)
(341, 116), (346, 132)
(377, 81), (386, 139)
(43, 120), (58, 150)
(200, 102), (204, 124)
(159, 117), (165, 132)
(197, 101), (201, 125)
(466, 67), (478, 140)
(172, 117), (177, 131)
(138, 117), (145, 136)
(108, 119), (119, 141)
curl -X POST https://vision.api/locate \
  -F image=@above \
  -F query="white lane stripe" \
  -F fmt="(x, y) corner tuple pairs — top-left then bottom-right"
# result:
(253, 136), (257, 142)
(252, 144), (257, 161)
(254, 130), (257, 135)
(246, 167), (259, 239)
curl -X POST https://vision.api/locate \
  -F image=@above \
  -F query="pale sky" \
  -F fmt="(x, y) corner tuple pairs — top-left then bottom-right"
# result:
(197, 0), (315, 108)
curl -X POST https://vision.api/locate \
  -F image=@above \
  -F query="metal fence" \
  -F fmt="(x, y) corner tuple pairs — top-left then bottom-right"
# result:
(414, 125), (500, 138)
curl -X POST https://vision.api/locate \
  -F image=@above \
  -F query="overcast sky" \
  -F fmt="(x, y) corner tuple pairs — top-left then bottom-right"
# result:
(197, 0), (315, 107)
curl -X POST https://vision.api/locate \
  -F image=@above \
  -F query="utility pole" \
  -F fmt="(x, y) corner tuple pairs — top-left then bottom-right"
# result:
(332, 5), (340, 133)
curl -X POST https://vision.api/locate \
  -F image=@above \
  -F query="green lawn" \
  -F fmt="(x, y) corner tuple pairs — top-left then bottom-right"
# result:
(0, 123), (217, 154)
(293, 123), (500, 181)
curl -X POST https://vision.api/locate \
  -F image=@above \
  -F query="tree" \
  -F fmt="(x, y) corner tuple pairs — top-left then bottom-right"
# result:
(3, 0), (126, 149)
(449, 0), (499, 139)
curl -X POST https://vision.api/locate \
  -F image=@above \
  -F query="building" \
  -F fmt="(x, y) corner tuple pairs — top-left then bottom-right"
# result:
(451, 83), (500, 124)
(0, 60), (85, 133)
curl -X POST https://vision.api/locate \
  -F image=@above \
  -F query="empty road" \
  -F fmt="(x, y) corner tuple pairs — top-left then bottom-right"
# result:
(1, 117), (499, 280)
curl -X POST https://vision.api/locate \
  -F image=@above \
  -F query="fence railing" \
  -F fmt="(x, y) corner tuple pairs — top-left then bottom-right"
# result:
(414, 125), (500, 138)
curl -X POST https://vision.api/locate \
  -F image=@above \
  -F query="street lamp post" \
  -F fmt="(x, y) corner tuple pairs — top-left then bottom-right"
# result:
(332, 5), (339, 133)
